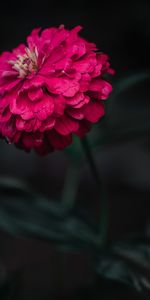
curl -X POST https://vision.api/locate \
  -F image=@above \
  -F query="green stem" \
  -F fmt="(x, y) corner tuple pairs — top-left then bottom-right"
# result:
(81, 136), (109, 247)
(62, 163), (79, 211)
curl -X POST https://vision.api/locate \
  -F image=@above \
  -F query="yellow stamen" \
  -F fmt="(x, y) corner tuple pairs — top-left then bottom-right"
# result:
(8, 47), (38, 78)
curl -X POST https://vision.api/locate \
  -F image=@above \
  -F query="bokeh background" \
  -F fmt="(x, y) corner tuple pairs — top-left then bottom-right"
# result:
(0, 0), (150, 299)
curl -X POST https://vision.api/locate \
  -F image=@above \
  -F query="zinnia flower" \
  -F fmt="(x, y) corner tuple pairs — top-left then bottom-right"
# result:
(0, 25), (114, 155)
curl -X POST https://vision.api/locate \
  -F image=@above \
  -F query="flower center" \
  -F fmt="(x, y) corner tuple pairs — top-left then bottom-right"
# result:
(9, 47), (38, 78)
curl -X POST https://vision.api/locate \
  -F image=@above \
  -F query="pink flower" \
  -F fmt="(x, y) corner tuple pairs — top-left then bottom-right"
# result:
(0, 25), (114, 155)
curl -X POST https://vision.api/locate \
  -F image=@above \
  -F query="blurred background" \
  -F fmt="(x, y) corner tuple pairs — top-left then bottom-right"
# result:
(0, 0), (150, 299)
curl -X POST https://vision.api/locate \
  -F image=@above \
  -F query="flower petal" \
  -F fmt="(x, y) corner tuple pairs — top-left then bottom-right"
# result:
(79, 74), (91, 92)
(10, 94), (34, 119)
(75, 120), (91, 137)
(67, 108), (84, 120)
(32, 95), (54, 121)
(28, 87), (43, 101)
(39, 117), (55, 132)
(16, 117), (42, 132)
(46, 130), (72, 150)
(0, 107), (11, 122)
(54, 114), (79, 135)
(73, 53), (97, 73)
(53, 95), (65, 116)
(46, 77), (79, 97)
(83, 101), (105, 122)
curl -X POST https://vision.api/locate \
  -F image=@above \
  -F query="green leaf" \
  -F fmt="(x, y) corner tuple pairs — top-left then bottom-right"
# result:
(87, 71), (150, 151)
(0, 177), (99, 250)
(96, 235), (150, 298)
(110, 71), (150, 102)
(0, 262), (22, 300)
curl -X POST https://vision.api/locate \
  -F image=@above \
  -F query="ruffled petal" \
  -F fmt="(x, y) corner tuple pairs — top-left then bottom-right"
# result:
(31, 95), (54, 121)
(28, 87), (43, 101)
(83, 101), (105, 122)
(75, 120), (91, 137)
(10, 93), (34, 119)
(67, 108), (84, 120)
(46, 130), (72, 150)
(46, 77), (79, 97)
(72, 53), (97, 73)
(39, 117), (55, 132)
(16, 116), (42, 132)
(54, 114), (79, 135)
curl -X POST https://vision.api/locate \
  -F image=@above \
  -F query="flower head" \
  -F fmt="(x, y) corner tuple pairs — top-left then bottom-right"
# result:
(0, 25), (114, 154)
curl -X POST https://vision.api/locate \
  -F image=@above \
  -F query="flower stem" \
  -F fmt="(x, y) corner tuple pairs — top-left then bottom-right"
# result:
(81, 136), (109, 247)
(62, 163), (79, 211)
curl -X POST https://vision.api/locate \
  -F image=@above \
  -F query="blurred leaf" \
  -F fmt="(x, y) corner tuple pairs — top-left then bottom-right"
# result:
(96, 235), (150, 299)
(0, 177), (100, 250)
(86, 71), (150, 151)
(64, 72), (150, 159)
(110, 71), (150, 103)
(70, 278), (144, 300)
(0, 269), (23, 300)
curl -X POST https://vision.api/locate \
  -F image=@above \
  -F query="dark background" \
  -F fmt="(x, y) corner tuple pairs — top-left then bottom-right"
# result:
(0, 0), (150, 299)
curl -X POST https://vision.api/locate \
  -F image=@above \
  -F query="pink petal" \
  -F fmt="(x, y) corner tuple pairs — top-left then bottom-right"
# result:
(41, 28), (57, 41)
(89, 79), (103, 92)
(20, 111), (34, 120)
(53, 57), (72, 71)
(50, 27), (69, 49)
(89, 79), (112, 99)
(21, 133), (34, 150)
(10, 93), (34, 119)
(0, 89), (18, 109)
(73, 53), (97, 73)
(1, 70), (18, 78)
(66, 26), (82, 45)
(13, 132), (22, 143)
(75, 120), (91, 137)
(46, 77), (79, 97)
(0, 118), (16, 140)
(21, 76), (45, 91)
(16, 117), (42, 132)
(91, 63), (103, 78)
(67, 108), (84, 120)
(27, 28), (41, 50)
(73, 95), (90, 108)
(85, 41), (97, 51)
(39, 45), (65, 74)
(65, 92), (84, 106)
(79, 74), (91, 92)
(53, 95), (65, 116)
(100, 81), (113, 99)
(39, 117), (55, 132)
(20, 132), (45, 152)
(0, 79), (21, 94)
(28, 87), (43, 101)
(83, 101), (105, 122)
(32, 95), (54, 121)
(64, 70), (81, 81)
(65, 93), (89, 108)
(61, 79), (79, 97)
(12, 44), (26, 55)
(54, 114), (79, 135)
(0, 107), (11, 122)
(33, 132), (44, 147)
(46, 130), (72, 150)
(10, 97), (33, 119)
